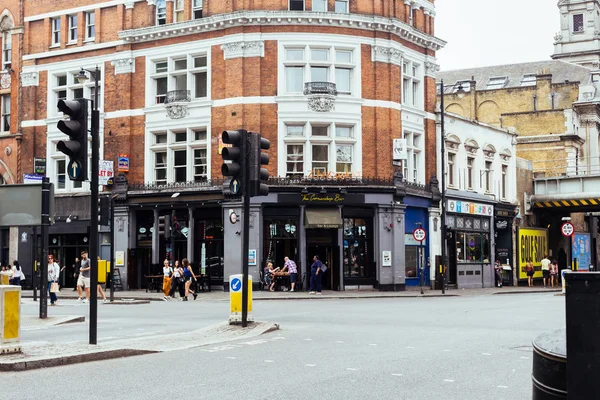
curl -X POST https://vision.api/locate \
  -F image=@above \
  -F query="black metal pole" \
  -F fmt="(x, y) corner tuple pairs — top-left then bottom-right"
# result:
(32, 226), (37, 302)
(241, 130), (250, 327)
(420, 245), (424, 295)
(40, 178), (50, 319)
(109, 195), (115, 302)
(89, 67), (100, 345)
(440, 80), (447, 295)
(171, 210), (176, 266)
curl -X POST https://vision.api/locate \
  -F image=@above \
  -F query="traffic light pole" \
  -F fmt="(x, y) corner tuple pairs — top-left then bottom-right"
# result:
(89, 67), (100, 345)
(241, 133), (250, 328)
(40, 177), (50, 319)
(440, 80), (447, 295)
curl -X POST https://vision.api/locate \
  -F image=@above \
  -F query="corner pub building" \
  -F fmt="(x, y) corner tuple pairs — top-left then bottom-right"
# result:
(15, 0), (444, 290)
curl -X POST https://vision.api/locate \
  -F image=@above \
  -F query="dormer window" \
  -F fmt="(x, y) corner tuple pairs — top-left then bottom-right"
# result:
(573, 14), (584, 33)
(521, 74), (536, 87)
(312, 0), (326, 11)
(156, 0), (167, 25)
(193, 0), (203, 19)
(289, 0), (304, 11)
(335, 0), (349, 13)
(452, 80), (471, 93)
(486, 76), (507, 90)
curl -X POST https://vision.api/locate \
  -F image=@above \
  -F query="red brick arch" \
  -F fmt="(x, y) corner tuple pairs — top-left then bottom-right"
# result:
(0, 158), (15, 184)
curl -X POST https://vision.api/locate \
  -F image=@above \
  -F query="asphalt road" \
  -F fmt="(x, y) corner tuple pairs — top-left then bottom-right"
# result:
(5, 292), (563, 400)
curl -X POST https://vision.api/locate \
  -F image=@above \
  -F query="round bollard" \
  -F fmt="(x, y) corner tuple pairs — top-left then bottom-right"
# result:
(532, 329), (567, 399)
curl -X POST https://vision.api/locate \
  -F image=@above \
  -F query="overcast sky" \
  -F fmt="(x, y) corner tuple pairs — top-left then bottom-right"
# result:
(435, 0), (560, 71)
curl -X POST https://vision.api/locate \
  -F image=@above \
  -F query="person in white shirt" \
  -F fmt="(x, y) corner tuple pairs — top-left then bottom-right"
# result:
(162, 259), (173, 301)
(47, 254), (61, 306)
(10, 260), (22, 286)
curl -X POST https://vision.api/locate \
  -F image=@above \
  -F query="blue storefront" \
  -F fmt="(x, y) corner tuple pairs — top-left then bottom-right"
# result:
(404, 196), (431, 287)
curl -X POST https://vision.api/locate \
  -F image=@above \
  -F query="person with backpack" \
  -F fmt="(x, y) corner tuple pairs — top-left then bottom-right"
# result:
(309, 255), (324, 295)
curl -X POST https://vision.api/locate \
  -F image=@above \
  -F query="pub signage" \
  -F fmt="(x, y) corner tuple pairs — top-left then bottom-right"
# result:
(279, 193), (364, 205)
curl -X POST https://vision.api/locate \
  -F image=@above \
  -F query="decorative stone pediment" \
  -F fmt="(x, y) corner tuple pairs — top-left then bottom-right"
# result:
(425, 61), (440, 77)
(221, 41), (264, 59)
(21, 71), (39, 87)
(578, 84), (597, 102)
(111, 58), (135, 75)
(371, 45), (403, 66)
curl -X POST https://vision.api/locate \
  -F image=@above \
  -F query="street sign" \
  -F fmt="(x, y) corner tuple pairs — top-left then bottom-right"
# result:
(231, 277), (242, 292)
(68, 160), (82, 180)
(413, 227), (427, 242)
(230, 178), (241, 195)
(99, 160), (114, 185)
(229, 212), (238, 224)
(561, 222), (574, 237)
(393, 138), (407, 161)
(117, 154), (130, 172)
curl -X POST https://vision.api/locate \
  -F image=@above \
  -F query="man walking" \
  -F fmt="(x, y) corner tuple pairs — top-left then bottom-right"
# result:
(282, 256), (298, 292)
(541, 255), (551, 288)
(78, 251), (91, 303)
(72, 257), (80, 291)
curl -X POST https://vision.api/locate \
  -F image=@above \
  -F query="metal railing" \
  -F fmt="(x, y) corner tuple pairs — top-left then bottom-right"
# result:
(165, 90), (191, 104)
(531, 157), (600, 178)
(303, 82), (338, 96)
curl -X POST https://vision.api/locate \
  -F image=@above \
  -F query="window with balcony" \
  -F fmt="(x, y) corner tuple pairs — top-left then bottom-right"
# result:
(149, 128), (209, 184)
(402, 61), (422, 107)
(174, 0), (185, 22)
(289, 0), (304, 11)
(51, 18), (61, 46)
(284, 46), (355, 95)
(85, 12), (95, 40)
(151, 55), (208, 104)
(1, 94), (9, 132)
(1, 31), (11, 69)
(193, 0), (203, 19)
(156, 0), (167, 25)
(68, 15), (78, 43)
(312, 0), (326, 11)
(283, 122), (357, 177)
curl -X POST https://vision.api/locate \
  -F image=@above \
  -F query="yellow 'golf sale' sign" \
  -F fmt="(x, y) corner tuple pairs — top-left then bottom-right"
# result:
(518, 228), (548, 280)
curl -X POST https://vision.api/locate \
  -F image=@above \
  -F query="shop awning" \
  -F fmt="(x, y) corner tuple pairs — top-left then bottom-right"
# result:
(305, 208), (342, 229)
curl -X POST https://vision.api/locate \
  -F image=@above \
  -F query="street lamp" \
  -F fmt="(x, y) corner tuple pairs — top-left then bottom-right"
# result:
(77, 66), (100, 345)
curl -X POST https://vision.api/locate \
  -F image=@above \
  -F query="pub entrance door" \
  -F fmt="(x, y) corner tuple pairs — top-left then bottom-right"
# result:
(306, 228), (340, 291)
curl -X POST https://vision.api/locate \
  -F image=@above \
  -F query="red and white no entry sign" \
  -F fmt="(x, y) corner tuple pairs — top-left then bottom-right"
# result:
(561, 222), (574, 237)
(413, 228), (426, 242)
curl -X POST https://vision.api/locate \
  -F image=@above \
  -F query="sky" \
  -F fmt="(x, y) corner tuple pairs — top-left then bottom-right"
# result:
(435, 0), (560, 71)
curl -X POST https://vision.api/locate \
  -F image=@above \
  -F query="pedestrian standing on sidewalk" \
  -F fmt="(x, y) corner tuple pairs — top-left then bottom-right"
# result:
(162, 259), (173, 301)
(281, 256), (298, 292)
(78, 251), (91, 304)
(10, 261), (22, 286)
(72, 257), (80, 291)
(526, 258), (535, 287)
(550, 259), (558, 288)
(494, 260), (503, 288)
(309, 255), (323, 295)
(182, 258), (198, 301)
(47, 254), (61, 306)
(541, 255), (551, 288)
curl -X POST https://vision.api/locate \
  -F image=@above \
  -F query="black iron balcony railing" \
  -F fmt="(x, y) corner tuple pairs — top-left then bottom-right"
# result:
(303, 82), (338, 96)
(165, 89), (191, 104)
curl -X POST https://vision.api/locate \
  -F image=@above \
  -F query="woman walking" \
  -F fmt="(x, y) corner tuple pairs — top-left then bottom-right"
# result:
(47, 254), (61, 306)
(10, 260), (22, 286)
(162, 259), (173, 301)
(169, 261), (185, 300)
(182, 258), (198, 301)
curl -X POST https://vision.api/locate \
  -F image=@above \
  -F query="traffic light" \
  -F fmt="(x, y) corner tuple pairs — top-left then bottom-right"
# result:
(158, 215), (171, 239)
(221, 129), (247, 196)
(248, 132), (270, 197)
(98, 196), (110, 226)
(56, 99), (88, 181)
(172, 215), (180, 237)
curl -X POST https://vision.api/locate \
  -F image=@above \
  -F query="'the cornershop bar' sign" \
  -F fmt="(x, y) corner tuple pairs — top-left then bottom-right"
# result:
(448, 199), (494, 217)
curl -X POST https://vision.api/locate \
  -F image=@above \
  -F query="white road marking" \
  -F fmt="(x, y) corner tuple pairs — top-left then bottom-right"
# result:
(335, 341), (344, 343)
(391, 373), (403, 377)
(443, 349), (451, 352)
(406, 346), (416, 349)
(306, 364), (316, 367)
(226, 357), (236, 360)
(304, 338), (313, 341)
(443, 379), (455, 383)
(482, 353), (492, 356)
(497, 385), (509, 389)
(369, 344), (378, 346)
(264, 360), (275, 363)
(520, 356), (529, 360)
(346, 368), (359, 371)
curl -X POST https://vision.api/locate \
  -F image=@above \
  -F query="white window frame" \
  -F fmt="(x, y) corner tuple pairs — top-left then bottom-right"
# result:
(51, 70), (103, 117)
(484, 160), (493, 193)
(466, 156), (475, 190)
(447, 152), (456, 188)
(1, 31), (11, 69)
(521, 74), (536, 87)
(402, 60), (422, 108)
(192, 0), (203, 19)
(403, 130), (424, 184)
(174, 0), (185, 23)
(85, 12), (95, 41)
(501, 164), (508, 200)
(335, 0), (349, 13)
(312, 0), (327, 11)
(150, 54), (209, 105)
(486, 76), (508, 90)
(149, 127), (210, 184)
(156, 0), (167, 25)
(283, 45), (356, 95)
(68, 15), (78, 43)
(51, 18), (61, 46)
(289, 0), (305, 11)
(1, 94), (9, 132)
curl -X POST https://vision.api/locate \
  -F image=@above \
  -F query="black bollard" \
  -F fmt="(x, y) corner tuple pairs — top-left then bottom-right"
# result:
(532, 329), (567, 399)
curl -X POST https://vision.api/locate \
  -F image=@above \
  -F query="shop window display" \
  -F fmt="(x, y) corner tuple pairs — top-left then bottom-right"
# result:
(343, 218), (369, 278)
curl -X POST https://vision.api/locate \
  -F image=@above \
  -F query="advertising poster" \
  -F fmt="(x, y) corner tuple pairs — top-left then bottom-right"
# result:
(518, 228), (548, 280)
(248, 249), (257, 266)
(572, 233), (591, 271)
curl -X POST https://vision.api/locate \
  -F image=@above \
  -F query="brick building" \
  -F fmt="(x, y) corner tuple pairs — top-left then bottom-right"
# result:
(12, 0), (443, 291)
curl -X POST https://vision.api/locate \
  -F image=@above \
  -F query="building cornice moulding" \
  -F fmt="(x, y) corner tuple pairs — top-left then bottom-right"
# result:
(119, 11), (446, 52)
(371, 45), (403, 66)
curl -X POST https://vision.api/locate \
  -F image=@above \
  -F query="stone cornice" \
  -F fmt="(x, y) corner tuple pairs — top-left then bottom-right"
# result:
(119, 10), (446, 52)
